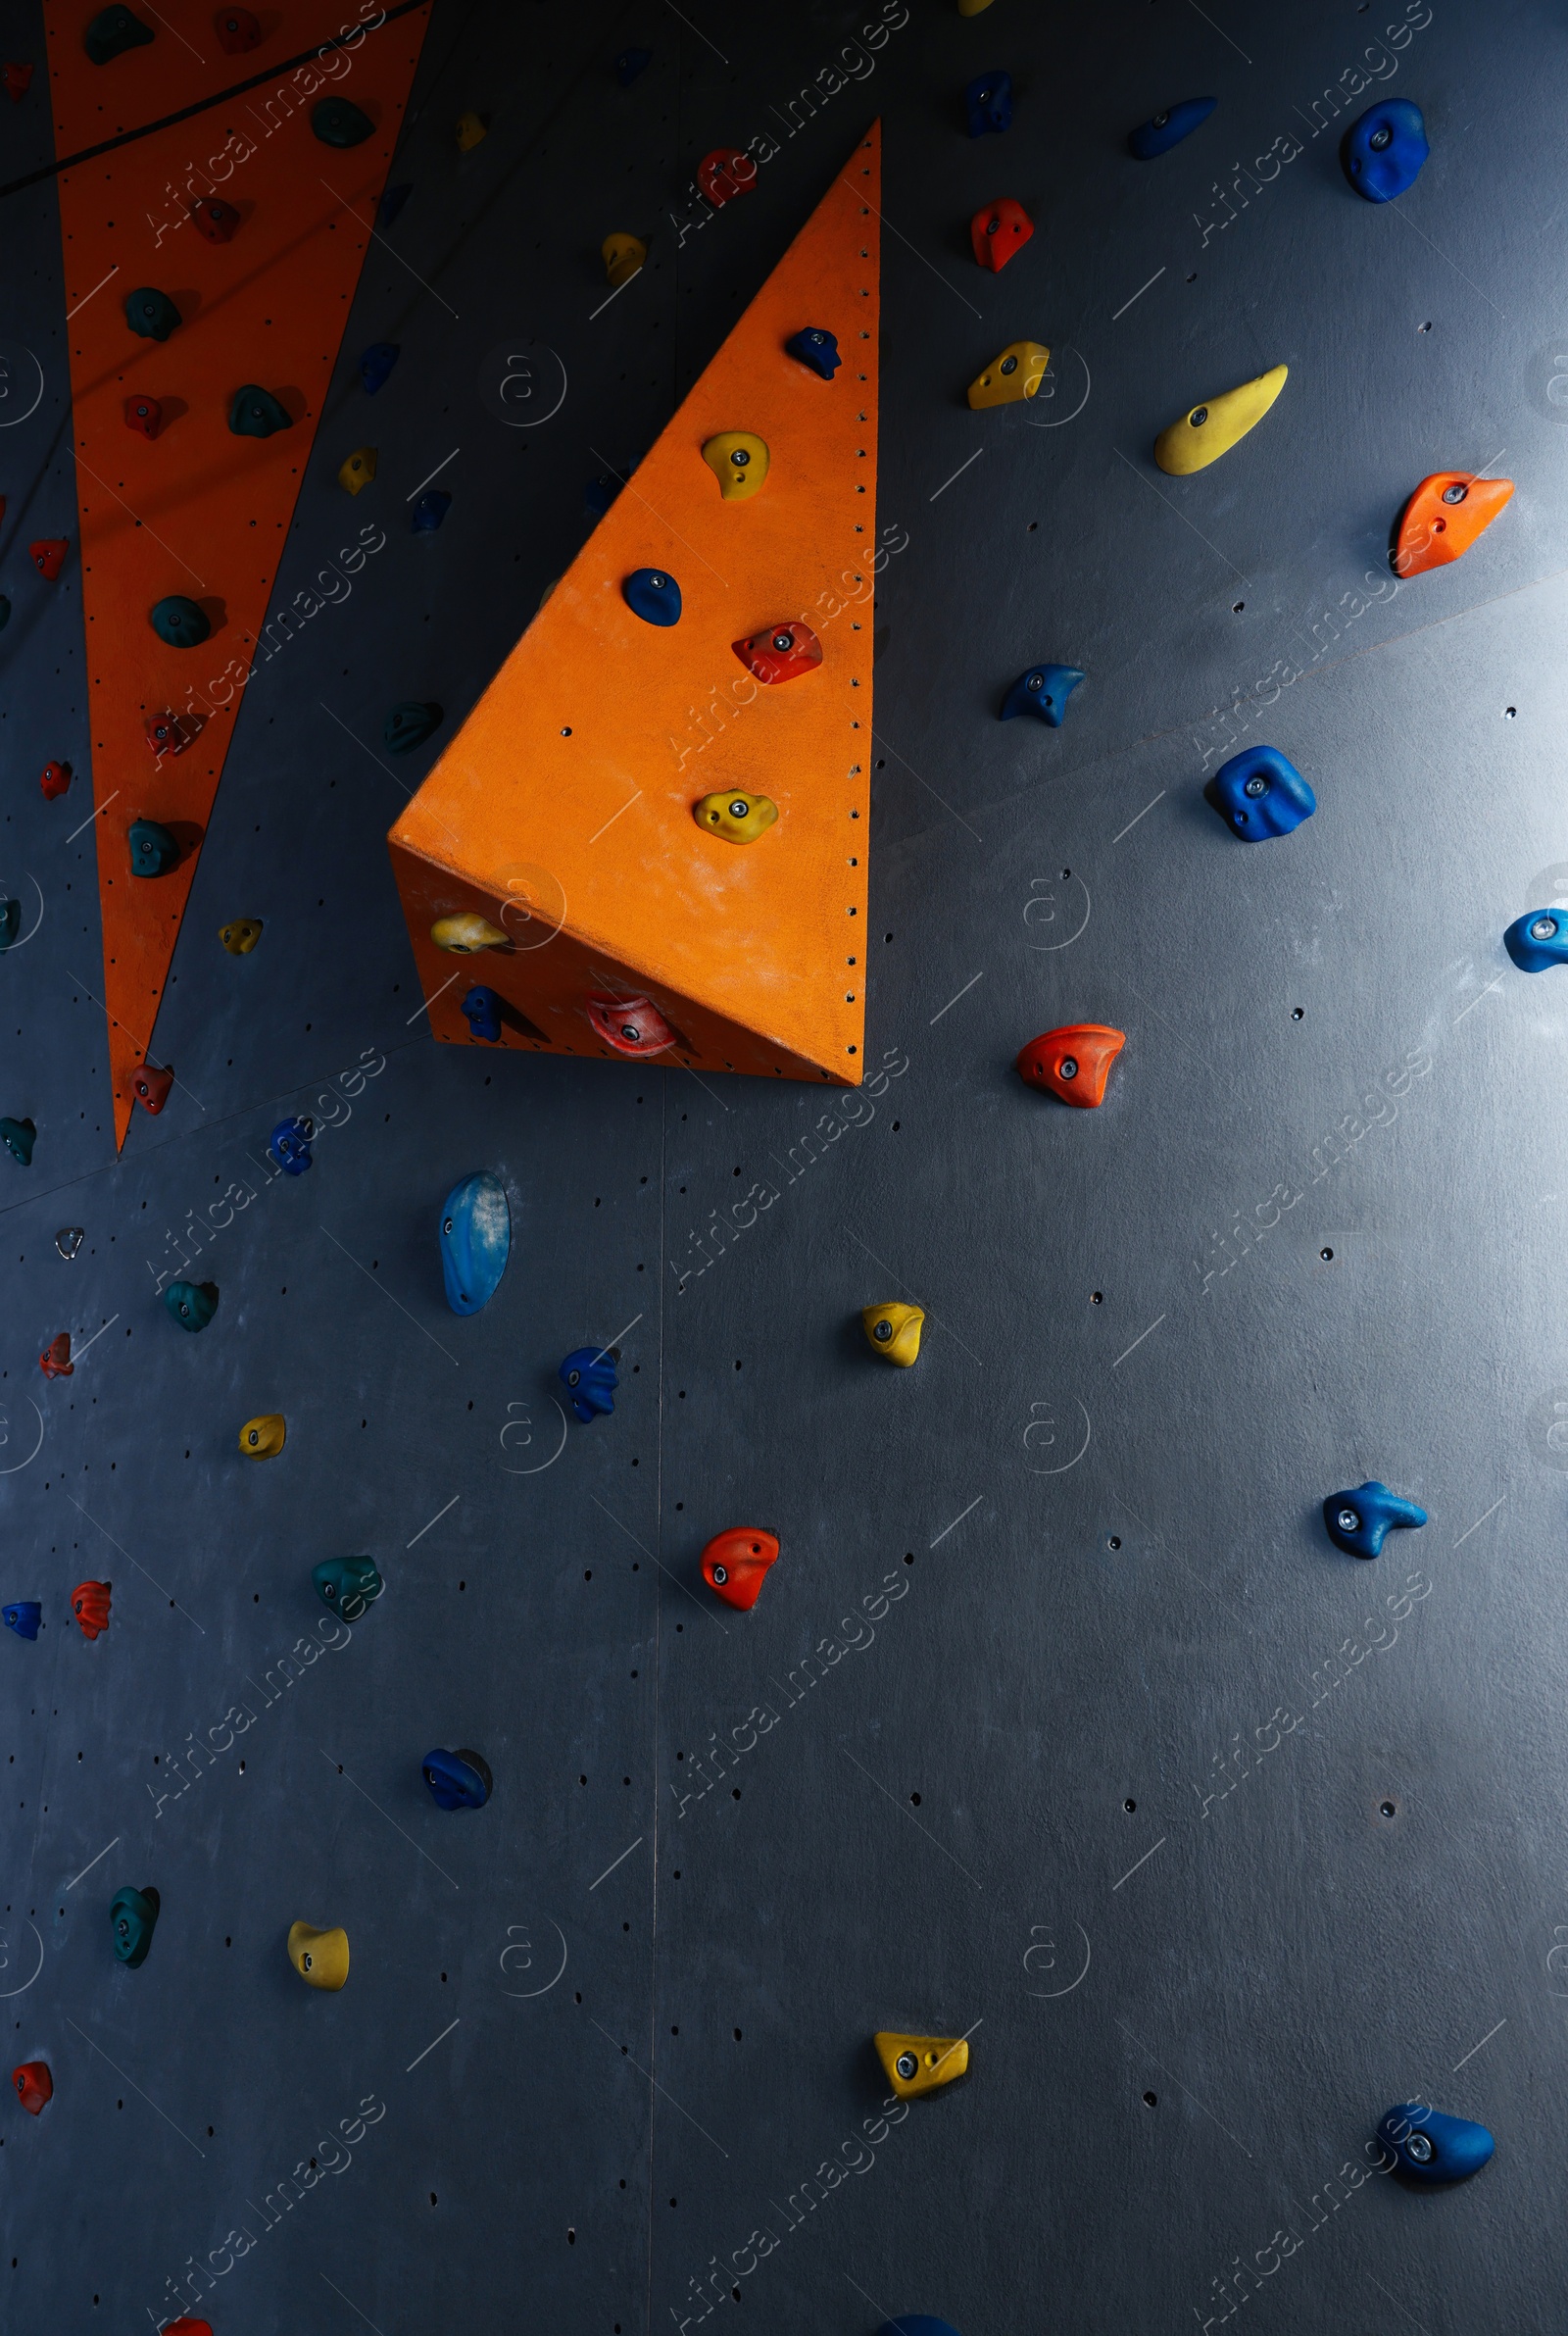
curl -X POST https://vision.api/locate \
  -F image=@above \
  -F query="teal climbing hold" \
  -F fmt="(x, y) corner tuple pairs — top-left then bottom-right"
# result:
(164, 1279), (218, 1332)
(128, 819), (179, 877)
(313, 1556), (383, 1620)
(86, 6), (152, 63)
(151, 595), (210, 648)
(385, 702), (443, 753)
(0, 1118), (35, 1167)
(313, 96), (373, 147)
(124, 287), (180, 342)
(229, 385), (293, 438)
(110, 1883), (159, 1967)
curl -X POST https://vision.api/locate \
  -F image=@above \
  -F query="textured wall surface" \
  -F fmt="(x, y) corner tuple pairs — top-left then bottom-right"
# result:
(0, 0), (1563, 2330)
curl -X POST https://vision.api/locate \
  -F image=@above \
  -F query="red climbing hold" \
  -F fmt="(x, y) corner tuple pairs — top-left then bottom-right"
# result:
(188, 194), (240, 243)
(124, 395), (162, 437)
(12, 2062), (51, 2114)
(731, 621), (823, 686)
(1015, 1023), (1126, 1109)
(145, 709), (199, 759)
(40, 760), (71, 800)
(697, 147), (758, 207)
(2, 63), (32, 101)
(70, 1580), (112, 1640)
(38, 1333), (73, 1379)
(161, 2322), (214, 2336)
(701, 1527), (780, 1611)
(586, 993), (678, 1057)
(970, 196), (1033, 272)
(213, 5), (261, 49)
(30, 539), (68, 580)
(131, 1062), (173, 1115)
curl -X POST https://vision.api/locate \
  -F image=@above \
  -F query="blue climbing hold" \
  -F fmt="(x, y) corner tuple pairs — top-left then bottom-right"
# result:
(461, 985), (503, 1042)
(268, 1116), (314, 1175)
(411, 490), (452, 533)
(312, 1556), (383, 1620)
(1213, 745), (1315, 840)
(1343, 98), (1429, 203)
(585, 472), (623, 519)
(1505, 910), (1568, 973)
(1127, 96), (1215, 160)
(965, 69), (1012, 136)
(377, 182), (412, 230)
(360, 341), (400, 396)
(623, 568), (682, 626)
(422, 1747), (493, 1811)
(616, 45), (652, 85)
(3, 1602), (40, 1641)
(1377, 2104), (1494, 2183)
(560, 1345), (617, 1421)
(164, 1279), (218, 1332)
(786, 327), (841, 380)
(1001, 664), (1085, 726)
(439, 1170), (511, 1316)
(1323, 1480), (1427, 1560)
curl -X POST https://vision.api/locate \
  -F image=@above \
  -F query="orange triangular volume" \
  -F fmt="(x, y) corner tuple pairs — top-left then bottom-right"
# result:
(47, 3), (431, 1145)
(388, 124), (882, 1086)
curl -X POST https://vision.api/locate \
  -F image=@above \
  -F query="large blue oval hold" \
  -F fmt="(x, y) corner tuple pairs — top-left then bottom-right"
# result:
(1128, 96), (1215, 160)
(1343, 99), (1429, 202)
(1378, 2103), (1494, 2182)
(1505, 909), (1568, 973)
(439, 1171), (511, 1315)
(623, 568), (682, 626)
(1213, 746), (1315, 840)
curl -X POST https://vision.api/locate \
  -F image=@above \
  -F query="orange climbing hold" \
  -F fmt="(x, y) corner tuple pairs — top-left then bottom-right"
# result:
(388, 124), (882, 1085)
(1016, 1023), (1126, 1108)
(46, 0), (431, 1147)
(1394, 472), (1514, 577)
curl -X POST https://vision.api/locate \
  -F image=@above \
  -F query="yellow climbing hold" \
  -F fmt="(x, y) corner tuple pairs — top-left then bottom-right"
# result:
(239, 1414), (285, 1459)
(430, 913), (509, 953)
(702, 430), (769, 502)
(455, 110), (487, 152)
(958, 0), (995, 12)
(875, 2032), (969, 2100)
(967, 340), (1051, 410)
(861, 1301), (924, 1367)
(338, 446), (377, 495)
(1153, 363), (1288, 475)
(603, 232), (647, 289)
(287, 1921), (350, 1991)
(693, 789), (778, 844)
(219, 918), (263, 955)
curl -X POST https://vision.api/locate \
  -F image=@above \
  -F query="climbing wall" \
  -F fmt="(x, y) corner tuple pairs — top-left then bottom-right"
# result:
(2, 0), (1568, 2329)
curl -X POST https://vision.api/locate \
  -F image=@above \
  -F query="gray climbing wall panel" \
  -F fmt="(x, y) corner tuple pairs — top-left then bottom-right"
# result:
(1, 0), (1564, 2328)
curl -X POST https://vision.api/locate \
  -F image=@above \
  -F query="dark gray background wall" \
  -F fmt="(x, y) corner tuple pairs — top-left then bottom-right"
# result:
(0, 0), (1563, 2328)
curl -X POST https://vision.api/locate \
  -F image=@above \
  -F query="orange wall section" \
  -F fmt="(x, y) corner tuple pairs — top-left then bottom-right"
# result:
(389, 124), (882, 1088)
(47, 0), (430, 1146)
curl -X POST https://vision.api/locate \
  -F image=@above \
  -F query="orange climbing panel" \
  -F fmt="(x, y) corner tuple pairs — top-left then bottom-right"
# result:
(46, 0), (431, 1147)
(388, 124), (882, 1085)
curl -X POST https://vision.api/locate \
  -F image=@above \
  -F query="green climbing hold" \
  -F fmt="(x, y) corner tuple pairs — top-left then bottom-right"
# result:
(128, 819), (180, 877)
(164, 1279), (218, 1332)
(124, 286), (181, 343)
(150, 595), (210, 649)
(313, 97), (374, 148)
(229, 384), (293, 439)
(0, 1118), (35, 1167)
(85, 6), (153, 63)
